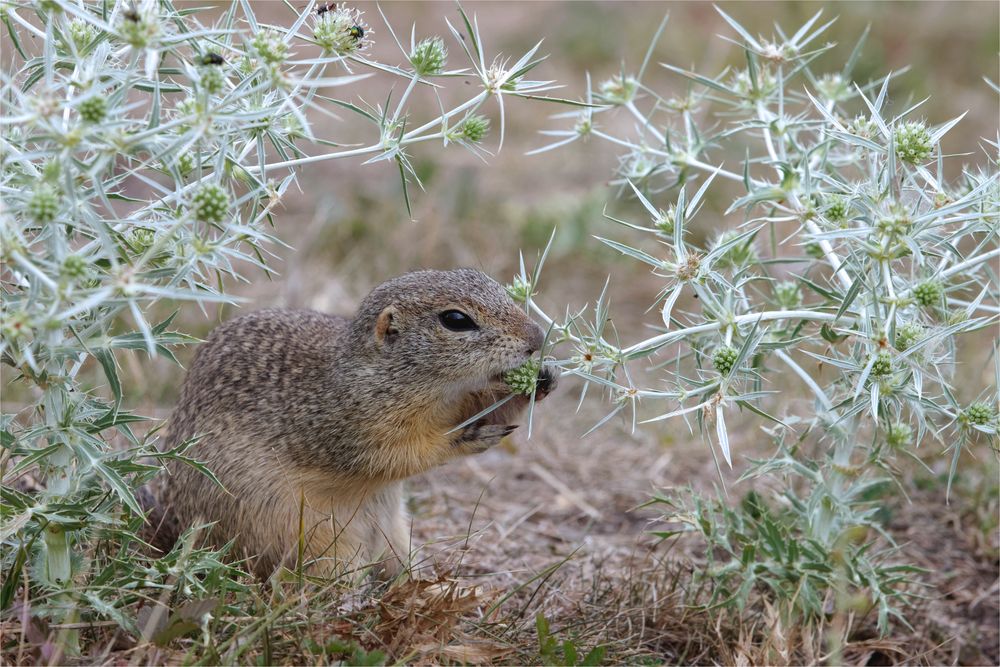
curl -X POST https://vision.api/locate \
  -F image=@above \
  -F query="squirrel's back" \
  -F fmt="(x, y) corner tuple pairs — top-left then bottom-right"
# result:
(150, 309), (349, 559)
(167, 308), (349, 448)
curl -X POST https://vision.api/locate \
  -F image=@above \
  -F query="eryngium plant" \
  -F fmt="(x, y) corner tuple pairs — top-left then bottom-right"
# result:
(0, 0), (571, 646)
(523, 10), (998, 633)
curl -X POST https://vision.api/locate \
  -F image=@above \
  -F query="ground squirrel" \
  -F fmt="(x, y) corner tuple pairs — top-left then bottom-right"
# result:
(148, 269), (557, 580)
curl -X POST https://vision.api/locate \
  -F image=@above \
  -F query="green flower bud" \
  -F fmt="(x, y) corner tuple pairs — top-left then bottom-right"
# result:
(61, 254), (89, 280)
(67, 18), (97, 51)
(773, 280), (803, 310)
(251, 29), (288, 64)
(713, 346), (739, 375)
(816, 73), (849, 102)
(654, 205), (676, 237)
(190, 183), (230, 223)
(120, 8), (160, 49)
(28, 183), (61, 223)
(714, 230), (758, 269)
(198, 65), (225, 95)
(410, 37), (447, 76)
(869, 351), (893, 377)
(875, 203), (912, 238)
(504, 358), (541, 395)
(505, 275), (534, 303)
(805, 241), (825, 259)
(174, 98), (201, 132)
(283, 114), (305, 140)
(895, 322), (924, 352)
(946, 309), (968, 326)
(598, 75), (638, 106)
(455, 115), (489, 143)
(894, 121), (933, 164)
(623, 153), (657, 181)
(732, 68), (777, 102)
(961, 402), (996, 427)
(885, 422), (913, 449)
(129, 227), (155, 252)
(237, 55), (256, 76)
(849, 115), (877, 140)
(823, 194), (849, 223)
(913, 280), (943, 308)
(176, 152), (196, 176)
(78, 95), (107, 124)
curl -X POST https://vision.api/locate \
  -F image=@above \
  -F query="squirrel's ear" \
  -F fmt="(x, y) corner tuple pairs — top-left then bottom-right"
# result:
(374, 306), (399, 346)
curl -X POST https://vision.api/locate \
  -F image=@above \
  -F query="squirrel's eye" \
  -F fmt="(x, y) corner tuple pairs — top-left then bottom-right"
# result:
(439, 309), (478, 332)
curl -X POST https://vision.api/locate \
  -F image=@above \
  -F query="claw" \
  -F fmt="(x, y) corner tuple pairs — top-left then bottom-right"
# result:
(534, 364), (560, 399)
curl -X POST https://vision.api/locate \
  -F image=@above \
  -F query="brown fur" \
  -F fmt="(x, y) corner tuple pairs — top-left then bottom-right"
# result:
(147, 269), (556, 580)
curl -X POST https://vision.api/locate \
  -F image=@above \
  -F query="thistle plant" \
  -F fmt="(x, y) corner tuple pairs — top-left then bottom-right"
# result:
(0, 0), (574, 650)
(525, 9), (998, 634)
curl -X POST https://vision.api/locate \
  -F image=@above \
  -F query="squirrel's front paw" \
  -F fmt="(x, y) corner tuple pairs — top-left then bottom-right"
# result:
(534, 364), (560, 401)
(455, 421), (517, 455)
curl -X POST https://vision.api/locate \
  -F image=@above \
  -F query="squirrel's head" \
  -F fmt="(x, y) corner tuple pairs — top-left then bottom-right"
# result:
(349, 269), (544, 392)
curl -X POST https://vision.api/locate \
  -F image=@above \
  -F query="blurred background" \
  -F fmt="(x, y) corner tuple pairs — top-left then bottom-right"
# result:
(135, 0), (999, 410)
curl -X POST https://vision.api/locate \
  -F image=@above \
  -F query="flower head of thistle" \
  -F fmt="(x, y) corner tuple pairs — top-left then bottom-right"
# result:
(869, 351), (893, 377)
(885, 422), (913, 449)
(654, 205), (676, 236)
(198, 65), (226, 95)
(875, 202), (913, 239)
(506, 275), (534, 303)
(665, 94), (698, 114)
(760, 41), (798, 63)
(504, 358), (541, 395)
(65, 18), (98, 52)
(823, 194), (850, 224)
(713, 346), (739, 375)
(128, 227), (156, 253)
(732, 67), (777, 102)
(816, 73), (850, 102)
(895, 322), (924, 352)
(410, 37), (447, 76)
(714, 229), (759, 269)
(313, 6), (368, 55)
(190, 184), (230, 223)
(849, 115), (877, 140)
(773, 280), (803, 310)
(61, 255), (90, 281)
(27, 183), (61, 223)
(912, 280), (944, 308)
(598, 74), (638, 106)
(621, 151), (658, 182)
(450, 115), (490, 143)
(250, 29), (289, 64)
(78, 95), (107, 124)
(120, 6), (160, 49)
(674, 254), (702, 282)
(961, 402), (996, 427)
(895, 121), (934, 164)
(0, 309), (34, 342)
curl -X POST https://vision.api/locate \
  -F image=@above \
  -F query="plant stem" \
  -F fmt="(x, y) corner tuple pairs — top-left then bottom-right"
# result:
(622, 309), (845, 356)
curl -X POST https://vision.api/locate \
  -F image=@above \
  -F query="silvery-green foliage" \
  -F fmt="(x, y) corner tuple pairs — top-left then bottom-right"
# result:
(524, 9), (998, 632)
(0, 0), (569, 632)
